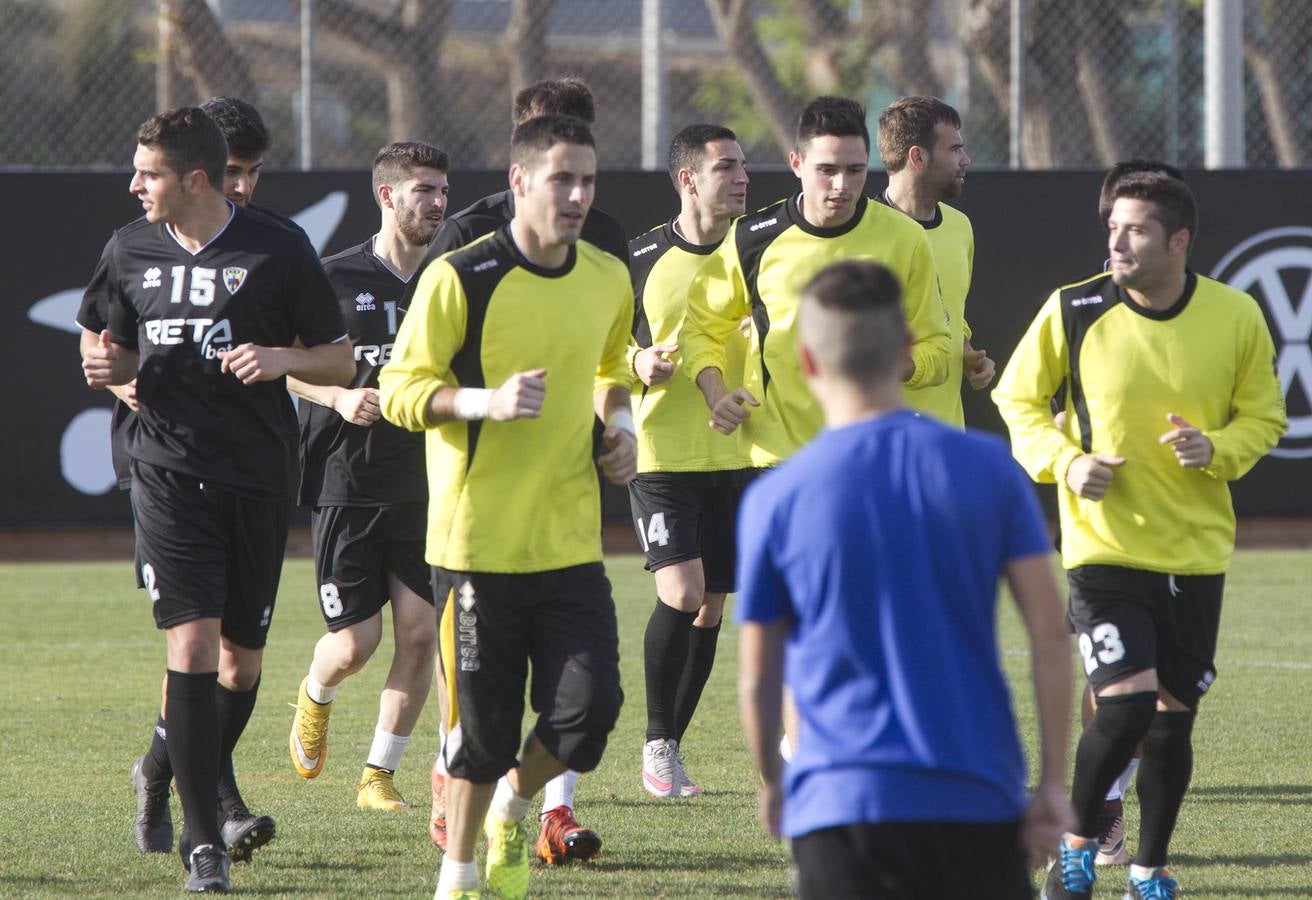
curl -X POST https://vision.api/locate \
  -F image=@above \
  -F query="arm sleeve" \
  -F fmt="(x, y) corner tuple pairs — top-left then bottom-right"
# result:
(1002, 451), (1054, 561)
(595, 276), (636, 395)
(76, 234), (116, 333)
(378, 260), (468, 433)
(1201, 303), (1288, 480)
(290, 242), (347, 347)
(903, 233), (953, 389)
(992, 292), (1085, 485)
(104, 249), (139, 351)
(733, 481), (794, 625)
(679, 237), (749, 381)
(962, 226), (976, 342)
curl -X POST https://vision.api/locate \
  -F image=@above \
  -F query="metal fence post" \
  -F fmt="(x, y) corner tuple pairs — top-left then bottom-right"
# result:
(299, 0), (314, 171)
(1205, 0), (1244, 168)
(641, 0), (666, 172)
(1009, 0), (1024, 169)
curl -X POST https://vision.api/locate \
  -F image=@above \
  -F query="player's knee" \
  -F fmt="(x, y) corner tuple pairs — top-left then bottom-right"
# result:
(697, 593), (727, 626)
(1089, 690), (1158, 743)
(395, 626), (438, 667)
(1142, 709), (1196, 758)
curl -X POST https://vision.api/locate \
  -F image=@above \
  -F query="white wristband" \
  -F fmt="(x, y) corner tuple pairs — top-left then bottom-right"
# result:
(606, 408), (635, 436)
(452, 388), (493, 421)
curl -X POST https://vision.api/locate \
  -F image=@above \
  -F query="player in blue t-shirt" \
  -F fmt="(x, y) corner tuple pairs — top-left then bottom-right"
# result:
(735, 259), (1074, 899)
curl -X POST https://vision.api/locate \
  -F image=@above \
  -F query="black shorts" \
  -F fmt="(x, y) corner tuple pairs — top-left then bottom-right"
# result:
(628, 470), (749, 593)
(130, 459), (290, 649)
(791, 820), (1030, 900)
(433, 562), (624, 783)
(310, 503), (433, 630)
(1067, 564), (1224, 709)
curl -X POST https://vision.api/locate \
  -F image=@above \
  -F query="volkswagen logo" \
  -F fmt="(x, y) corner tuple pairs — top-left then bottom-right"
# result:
(1210, 226), (1312, 459)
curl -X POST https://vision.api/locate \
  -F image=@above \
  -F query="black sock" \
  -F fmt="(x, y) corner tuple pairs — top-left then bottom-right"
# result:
(674, 621), (721, 743)
(216, 676), (260, 816)
(165, 669), (223, 848)
(141, 714), (173, 784)
(1134, 710), (1196, 867)
(1071, 691), (1158, 836)
(643, 600), (696, 742)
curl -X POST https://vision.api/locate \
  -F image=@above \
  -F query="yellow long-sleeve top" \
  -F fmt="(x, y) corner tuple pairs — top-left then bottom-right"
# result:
(994, 270), (1286, 574)
(379, 227), (634, 573)
(680, 193), (950, 467)
(889, 198), (975, 426)
(628, 220), (749, 473)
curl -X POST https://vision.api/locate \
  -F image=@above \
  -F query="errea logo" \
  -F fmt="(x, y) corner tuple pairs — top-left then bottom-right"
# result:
(142, 267), (162, 289)
(633, 243), (659, 257)
(1070, 295), (1103, 307)
(355, 292), (376, 311)
(1212, 226), (1312, 458)
(748, 217), (779, 232)
(473, 259), (498, 273)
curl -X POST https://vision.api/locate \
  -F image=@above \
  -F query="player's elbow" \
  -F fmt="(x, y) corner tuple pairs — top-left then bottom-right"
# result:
(327, 340), (355, 386)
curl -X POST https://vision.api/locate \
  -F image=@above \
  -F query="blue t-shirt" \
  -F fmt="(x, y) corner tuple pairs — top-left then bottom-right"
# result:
(735, 410), (1051, 839)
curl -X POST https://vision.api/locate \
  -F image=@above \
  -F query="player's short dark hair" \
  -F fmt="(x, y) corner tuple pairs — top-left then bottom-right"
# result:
(1099, 159), (1185, 224)
(1110, 170), (1199, 249)
(371, 141), (450, 206)
(796, 96), (869, 154)
(199, 96), (270, 161)
(667, 123), (738, 188)
(137, 107), (228, 189)
(800, 260), (906, 385)
(513, 77), (596, 125)
(510, 115), (595, 167)
(876, 96), (961, 173)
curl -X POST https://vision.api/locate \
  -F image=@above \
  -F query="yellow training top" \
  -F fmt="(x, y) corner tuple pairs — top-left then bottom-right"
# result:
(681, 193), (950, 467)
(379, 227), (634, 573)
(887, 197), (974, 426)
(627, 219), (749, 473)
(994, 270), (1286, 574)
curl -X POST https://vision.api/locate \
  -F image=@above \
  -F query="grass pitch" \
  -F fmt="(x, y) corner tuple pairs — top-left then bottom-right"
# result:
(0, 550), (1308, 897)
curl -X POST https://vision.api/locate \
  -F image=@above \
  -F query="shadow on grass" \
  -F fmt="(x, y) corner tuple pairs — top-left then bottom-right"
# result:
(1188, 784), (1312, 805)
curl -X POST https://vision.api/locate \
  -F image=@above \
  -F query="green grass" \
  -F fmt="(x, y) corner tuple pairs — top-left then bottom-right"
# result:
(0, 550), (1308, 897)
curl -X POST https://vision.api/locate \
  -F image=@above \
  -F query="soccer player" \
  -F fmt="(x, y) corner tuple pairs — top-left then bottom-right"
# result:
(80, 107), (352, 892)
(876, 96), (994, 423)
(1077, 158), (1190, 868)
(379, 114), (632, 900)
(737, 259), (1073, 900)
(412, 76), (618, 862)
(994, 172), (1286, 900)
(680, 95), (950, 470)
(83, 94), (299, 867)
(627, 124), (749, 798)
(287, 142), (450, 810)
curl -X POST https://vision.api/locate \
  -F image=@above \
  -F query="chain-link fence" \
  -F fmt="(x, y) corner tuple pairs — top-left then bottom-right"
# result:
(2, 0), (1310, 172)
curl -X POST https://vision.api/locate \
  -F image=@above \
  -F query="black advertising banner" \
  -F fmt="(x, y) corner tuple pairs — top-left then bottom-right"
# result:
(4, 169), (1308, 527)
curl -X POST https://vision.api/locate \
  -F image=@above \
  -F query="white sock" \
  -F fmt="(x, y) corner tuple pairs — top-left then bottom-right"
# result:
(305, 675), (336, 705)
(541, 770), (579, 814)
(1105, 758), (1140, 801)
(366, 727), (411, 772)
(437, 858), (479, 892)
(434, 749), (448, 777)
(489, 776), (532, 822)
(778, 734), (793, 762)
(1130, 863), (1161, 880)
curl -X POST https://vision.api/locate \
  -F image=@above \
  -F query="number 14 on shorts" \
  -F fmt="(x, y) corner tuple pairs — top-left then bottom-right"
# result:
(637, 513), (670, 552)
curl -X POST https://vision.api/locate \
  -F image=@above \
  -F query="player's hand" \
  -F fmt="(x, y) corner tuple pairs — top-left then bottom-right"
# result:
(738, 315), (753, 337)
(83, 330), (131, 388)
(108, 378), (139, 411)
(1159, 413), (1213, 468)
(757, 776), (783, 839)
(220, 344), (291, 384)
(1065, 452), (1125, 501)
(710, 388), (759, 435)
(964, 343), (996, 390)
(1053, 410), (1068, 431)
(1020, 780), (1074, 865)
(598, 425), (637, 486)
(635, 343), (678, 386)
(489, 368), (547, 421)
(333, 387), (381, 427)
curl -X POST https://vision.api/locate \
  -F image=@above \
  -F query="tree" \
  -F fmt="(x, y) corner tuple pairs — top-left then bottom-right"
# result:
(291, 0), (450, 145)
(508, 0), (557, 97)
(158, 0), (256, 101)
(1245, 0), (1309, 167)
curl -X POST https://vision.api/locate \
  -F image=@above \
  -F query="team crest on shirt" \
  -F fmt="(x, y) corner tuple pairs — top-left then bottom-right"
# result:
(222, 266), (248, 295)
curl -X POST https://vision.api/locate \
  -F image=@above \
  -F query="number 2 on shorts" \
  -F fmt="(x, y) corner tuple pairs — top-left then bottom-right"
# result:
(1078, 622), (1127, 675)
